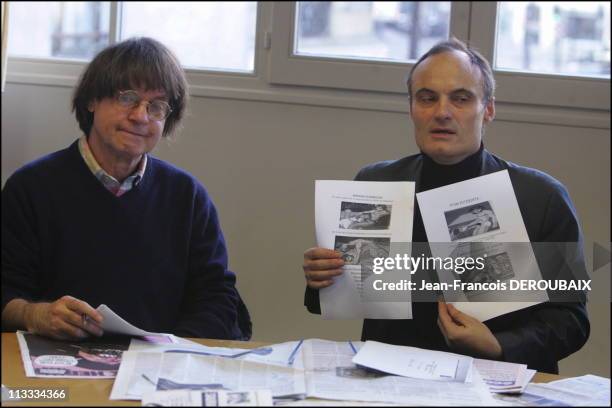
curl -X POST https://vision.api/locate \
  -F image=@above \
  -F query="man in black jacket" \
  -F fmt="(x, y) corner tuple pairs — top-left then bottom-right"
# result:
(302, 39), (589, 374)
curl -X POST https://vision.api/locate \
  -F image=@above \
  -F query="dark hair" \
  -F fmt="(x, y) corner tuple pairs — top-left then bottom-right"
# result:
(406, 38), (495, 108)
(72, 37), (188, 138)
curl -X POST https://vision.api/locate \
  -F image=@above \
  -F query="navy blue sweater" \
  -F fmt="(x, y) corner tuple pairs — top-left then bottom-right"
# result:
(2, 141), (246, 339)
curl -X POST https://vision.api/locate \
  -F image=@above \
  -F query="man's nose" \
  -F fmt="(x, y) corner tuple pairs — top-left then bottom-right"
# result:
(434, 98), (451, 121)
(128, 102), (150, 123)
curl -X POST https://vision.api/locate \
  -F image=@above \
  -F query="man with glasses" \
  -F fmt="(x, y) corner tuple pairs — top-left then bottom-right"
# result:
(2, 37), (251, 341)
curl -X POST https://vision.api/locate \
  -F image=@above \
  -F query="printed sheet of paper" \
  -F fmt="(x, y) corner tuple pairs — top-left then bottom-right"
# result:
(352, 340), (473, 382)
(129, 339), (303, 368)
(141, 389), (274, 406)
(494, 381), (610, 407)
(97, 304), (176, 343)
(315, 180), (415, 319)
(300, 339), (496, 406)
(546, 375), (610, 405)
(416, 170), (548, 321)
(110, 351), (305, 400)
(473, 358), (533, 393)
(16, 331), (130, 378)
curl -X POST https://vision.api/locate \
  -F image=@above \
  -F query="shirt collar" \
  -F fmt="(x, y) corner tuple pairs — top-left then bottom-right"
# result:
(78, 135), (147, 194)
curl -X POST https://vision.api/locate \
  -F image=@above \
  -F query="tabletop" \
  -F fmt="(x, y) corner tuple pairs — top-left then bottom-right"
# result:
(1, 332), (562, 406)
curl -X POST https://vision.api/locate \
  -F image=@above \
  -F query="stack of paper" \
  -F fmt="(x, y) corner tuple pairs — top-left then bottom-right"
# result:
(473, 359), (535, 393)
(493, 375), (610, 407)
(351, 340), (473, 382)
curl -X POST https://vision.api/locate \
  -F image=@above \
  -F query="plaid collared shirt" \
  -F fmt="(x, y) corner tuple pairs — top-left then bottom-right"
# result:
(78, 135), (146, 197)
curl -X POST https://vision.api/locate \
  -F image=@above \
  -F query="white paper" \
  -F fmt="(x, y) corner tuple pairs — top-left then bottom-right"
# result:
(141, 389), (274, 406)
(473, 358), (531, 393)
(352, 340), (474, 382)
(494, 382), (609, 407)
(97, 304), (176, 342)
(315, 180), (415, 319)
(547, 374), (611, 402)
(111, 351), (305, 401)
(301, 339), (496, 406)
(416, 170), (549, 321)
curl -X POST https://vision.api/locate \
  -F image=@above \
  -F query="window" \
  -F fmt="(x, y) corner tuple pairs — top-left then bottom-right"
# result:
(294, 2), (451, 63)
(8, 2), (110, 60)
(5, 2), (610, 116)
(120, 2), (257, 73)
(268, 2), (470, 93)
(495, 2), (610, 77)
(8, 1), (257, 73)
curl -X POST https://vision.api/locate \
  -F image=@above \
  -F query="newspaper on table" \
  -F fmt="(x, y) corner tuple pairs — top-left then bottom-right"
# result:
(110, 350), (306, 401)
(546, 374), (610, 403)
(315, 180), (415, 319)
(473, 358), (535, 393)
(352, 340), (473, 382)
(128, 338), (304, 368)
(141, 389), (273, 406)
(16, 330), (130, 378)
(416, 170), (549, 321)
(300, 339), (497, 406)
(493, 378), (610, 407)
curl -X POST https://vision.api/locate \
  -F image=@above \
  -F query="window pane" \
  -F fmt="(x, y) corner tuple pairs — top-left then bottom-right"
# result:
(496, 2), (610, 77)
(8, 2), (110, 60)
(120, 2), (257, 73)
(295, 2), (450, 63)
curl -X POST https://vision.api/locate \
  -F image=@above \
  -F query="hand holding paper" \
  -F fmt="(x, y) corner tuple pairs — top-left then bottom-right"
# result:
(437, 301), (502, 360)
(303, 247), (345, 289)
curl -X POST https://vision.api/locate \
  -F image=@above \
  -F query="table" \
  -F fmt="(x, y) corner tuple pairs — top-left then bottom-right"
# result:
(2, 332), (562, 406)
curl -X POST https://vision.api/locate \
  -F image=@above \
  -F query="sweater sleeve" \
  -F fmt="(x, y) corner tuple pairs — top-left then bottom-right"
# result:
(1, 173), (44, 325)
(173, 185), (250, 340)
(491, 181), (590, 373)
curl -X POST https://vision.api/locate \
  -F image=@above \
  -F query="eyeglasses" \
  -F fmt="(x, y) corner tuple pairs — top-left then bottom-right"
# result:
(115, 90), (173, 121)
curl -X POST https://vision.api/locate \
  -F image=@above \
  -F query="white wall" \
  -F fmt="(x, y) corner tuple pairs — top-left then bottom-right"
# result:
(1, 82), (610, 377)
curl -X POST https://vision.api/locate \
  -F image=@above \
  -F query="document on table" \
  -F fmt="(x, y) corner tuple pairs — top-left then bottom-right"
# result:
(351, 340), (473, 382)
(315, 180), (415, 319)
(547, 374), (610, 402)
(300, 339), (496, 406)
(473, 358), (534, 393)
(97, 304), (177, 343)
(416, 170), (549, 321)
(128, 338), (303, 368)
(110, 351), (306, 400)
(141, 389), (274, 406)
(494, 379), (610, 407)
(16, 331), (130, 378)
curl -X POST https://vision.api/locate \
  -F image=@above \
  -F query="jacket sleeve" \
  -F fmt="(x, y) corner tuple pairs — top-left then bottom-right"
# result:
(491, 180), (590, 373)
(174, 186), (251, 340)
(2, 173), (43, 328)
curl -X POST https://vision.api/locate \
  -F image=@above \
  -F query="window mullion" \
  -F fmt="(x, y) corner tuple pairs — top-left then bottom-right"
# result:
(109, 1), (121, 44)
(467, 1), (498, 63)
(449, 1), (472, 43)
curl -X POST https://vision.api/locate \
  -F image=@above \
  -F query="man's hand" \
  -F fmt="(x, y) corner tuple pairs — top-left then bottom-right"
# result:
(303, 247), (345, 289)
(437, 301), (502, 360)
(24, 296), (104, 340)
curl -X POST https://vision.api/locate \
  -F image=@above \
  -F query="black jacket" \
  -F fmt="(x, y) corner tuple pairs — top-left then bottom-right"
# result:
(305, 148), (589, 374)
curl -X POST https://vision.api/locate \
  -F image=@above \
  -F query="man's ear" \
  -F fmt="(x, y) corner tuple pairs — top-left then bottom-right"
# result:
(484, 97), (495, 123)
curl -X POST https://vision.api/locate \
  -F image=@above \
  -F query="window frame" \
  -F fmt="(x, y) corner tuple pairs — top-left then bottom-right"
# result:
(267, 1), (471, 93)
(4, 1), (610, 125)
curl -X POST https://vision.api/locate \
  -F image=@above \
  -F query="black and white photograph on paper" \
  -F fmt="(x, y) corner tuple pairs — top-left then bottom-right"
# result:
(459, 252), (515, 296)
(338, 202), (392, 230)
(444, 201), (500, 241)
(334, 236), (390, 265)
